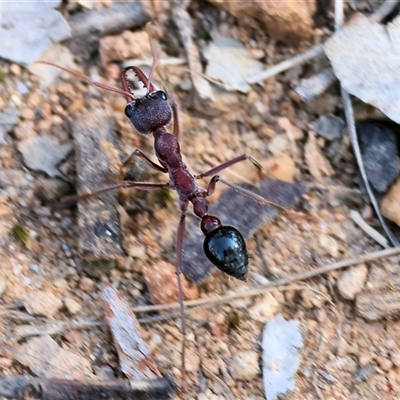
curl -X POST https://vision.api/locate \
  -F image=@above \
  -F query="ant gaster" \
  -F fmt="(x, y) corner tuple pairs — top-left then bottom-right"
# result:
(39, 58), (289, 377)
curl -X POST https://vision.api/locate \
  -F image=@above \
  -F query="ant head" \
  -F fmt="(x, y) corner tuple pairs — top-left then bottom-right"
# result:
(121, 66), (172, 135)
(124, 90), (172, 135)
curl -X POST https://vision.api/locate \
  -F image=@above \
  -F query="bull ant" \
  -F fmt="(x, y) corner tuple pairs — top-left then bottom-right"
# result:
(40, 57), (291, 380)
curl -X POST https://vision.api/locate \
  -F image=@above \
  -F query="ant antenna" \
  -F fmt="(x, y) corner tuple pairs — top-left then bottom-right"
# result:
(36, 61), (136, 101)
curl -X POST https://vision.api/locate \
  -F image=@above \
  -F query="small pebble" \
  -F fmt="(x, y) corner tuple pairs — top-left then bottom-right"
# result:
(0, 357), (13, 369)
(249, 293), (280, 322)
(185, 348), (201, 372)
(261, 154), (296, 182)
(143, 261), (198, 304)
(377, 357), (393, 372)
(381, 177), (400, 227)
(9, 64), (21, 76)
(80, 276), (95, 292)
(391, 352), (400, 367)
(64, 298), (82, 314)
(337, 264), (368, 300)
(0, 273), (7, 296)
(22, 290), (63, 317)
(229, 350), (260, 380)
(17, 82), (29, 95)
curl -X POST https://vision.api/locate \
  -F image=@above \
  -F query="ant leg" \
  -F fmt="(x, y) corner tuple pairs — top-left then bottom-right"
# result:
(195, 154), (262, 179)
(176, 198), (188, 381)
(61, 181), (170, 204)
(122, 149), (167, 173)
(203, 175), (288, 212)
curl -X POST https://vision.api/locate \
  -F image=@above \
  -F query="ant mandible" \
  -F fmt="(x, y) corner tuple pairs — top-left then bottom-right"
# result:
(39, 56), (289, 378)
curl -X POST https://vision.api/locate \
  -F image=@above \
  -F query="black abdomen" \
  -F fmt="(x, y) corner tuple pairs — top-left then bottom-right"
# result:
(203, 226), (248, 281)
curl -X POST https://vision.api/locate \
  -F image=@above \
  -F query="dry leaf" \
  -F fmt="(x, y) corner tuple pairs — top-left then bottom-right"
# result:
(103, 283), (160, 380)
(324, 13), (400, 123)
(204, 32), (264, 93)
(262, 315), (303, 400)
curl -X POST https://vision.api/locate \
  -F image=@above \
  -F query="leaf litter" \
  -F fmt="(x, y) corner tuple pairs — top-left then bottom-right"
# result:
(262, 315), (303, 400)
(324, 13), (400, 123)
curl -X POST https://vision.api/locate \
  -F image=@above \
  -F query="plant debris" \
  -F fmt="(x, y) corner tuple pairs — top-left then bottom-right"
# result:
(325, 13), (400, 123)
(262, 315), (303, 400)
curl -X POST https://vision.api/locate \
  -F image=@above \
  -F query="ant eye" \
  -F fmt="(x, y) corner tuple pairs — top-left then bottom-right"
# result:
(150, 91), (167, 101)
(157, 90), (167, 101)
(124, 104), (134, 118)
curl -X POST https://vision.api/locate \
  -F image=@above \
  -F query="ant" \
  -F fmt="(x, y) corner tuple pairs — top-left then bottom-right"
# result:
(39, 56), (291, 381)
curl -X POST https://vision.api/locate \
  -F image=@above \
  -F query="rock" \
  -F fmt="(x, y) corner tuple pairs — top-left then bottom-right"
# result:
(99, 30), (151, 66)
(185, 348), (201, 372)
(391, 352), (400, 368)
(357, 122), (400, 193)
(0, 271), (7, 296)
(208, 0), (315, 42)
(0, 106), (20, 144)
(305, 133), (334, 184)
(267, 134), (292, 155)
(0, 169), (30, 189)
(22, 290), (63, 317)
(143, 261), (198, 304)
(14, 120), (37, 141)
(318, 234), (339, 258)
(17, 135), (72, 178)
(310, 114), (345, 141)
(377, 357), (392, 372)
(14, 335), (94, 378)
(28, 44), (75, 88)
(79, 276), (95, 292)
(0, 2), (70, 65)
(337, 264), (368, 300)
(33, 177), (72, 203)
(352, 363), (376, 383)
(381, 177), (400, 226)
(249, 292), (280, 322)
(229, 350), (260, 380)
(261, 154), (296, 182)
(0, 357), (12, 369)
(64, 298), (82, 314)
(277, 117), (304, 140)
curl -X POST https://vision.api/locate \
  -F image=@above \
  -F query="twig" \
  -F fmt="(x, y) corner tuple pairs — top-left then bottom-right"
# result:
(370, 0), (400, 22)
(15, 320), (103, 340)
(294, 67), (336, 102)
(246, 44), (325, 84)
(349, 210), (389, 248)
(12, 248), (400, 335)
(334, 0), (399, 247)
(171, 1), (214, 101)
(138, 283), (333, 324)
(132, 247), (400, 313)
(0, 376), (176, 400)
